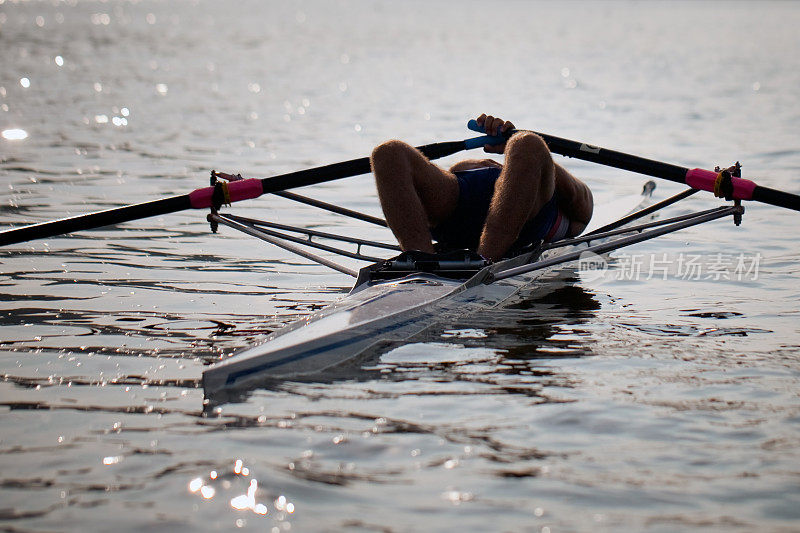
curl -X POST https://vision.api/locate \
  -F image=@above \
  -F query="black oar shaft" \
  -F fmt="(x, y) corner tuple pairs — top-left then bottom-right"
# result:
(539, 132), (800, 212)
(256, 141), (465, 194)
(752, 185), (800, 211)
(0, 195), (191, 246)
(0, 140), (471, 247)
(534, 132), (690, 183)
(467, 119), (691, 184)
(469, 120), (800, 213)
(534, 130), (800, 212)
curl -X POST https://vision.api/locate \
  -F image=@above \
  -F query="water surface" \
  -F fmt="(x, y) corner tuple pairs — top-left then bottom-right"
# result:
(1, 1), (799, 531)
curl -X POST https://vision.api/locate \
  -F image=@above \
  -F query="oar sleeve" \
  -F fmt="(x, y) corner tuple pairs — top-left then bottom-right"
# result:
(189, 179), (264, 209)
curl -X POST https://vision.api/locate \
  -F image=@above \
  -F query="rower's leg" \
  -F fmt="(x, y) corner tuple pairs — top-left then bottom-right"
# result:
(371, 140), (459, 252)
(477, 132), (555, 261)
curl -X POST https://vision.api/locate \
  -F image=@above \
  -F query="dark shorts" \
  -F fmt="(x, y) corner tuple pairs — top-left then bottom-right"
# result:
(430, 166), (560, 252)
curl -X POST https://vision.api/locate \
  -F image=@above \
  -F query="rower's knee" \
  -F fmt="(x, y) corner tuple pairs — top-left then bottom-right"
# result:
(505, 132), (555, 190)
(507, 132), (552, 167)
(371, 139), (414, 173)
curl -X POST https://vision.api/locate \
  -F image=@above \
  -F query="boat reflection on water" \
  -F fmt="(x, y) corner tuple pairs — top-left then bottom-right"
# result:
(374, 271), (602, 372)
(488, 275), (602, 361)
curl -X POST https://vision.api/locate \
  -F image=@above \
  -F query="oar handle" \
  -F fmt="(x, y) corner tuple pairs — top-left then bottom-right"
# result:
(466, 119), (513, 147)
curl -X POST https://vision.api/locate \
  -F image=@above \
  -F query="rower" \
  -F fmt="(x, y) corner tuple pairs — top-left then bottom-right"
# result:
(370, 114), (594, 262)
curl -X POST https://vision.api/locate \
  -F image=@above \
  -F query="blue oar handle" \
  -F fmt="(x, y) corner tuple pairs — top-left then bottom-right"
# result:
(464, 119), (517, 150)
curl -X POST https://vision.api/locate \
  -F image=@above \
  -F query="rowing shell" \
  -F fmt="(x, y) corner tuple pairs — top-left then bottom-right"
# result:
(202, 183), (655, 399)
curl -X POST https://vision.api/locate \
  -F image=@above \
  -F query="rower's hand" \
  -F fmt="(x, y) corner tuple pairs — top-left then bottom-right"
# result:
(476, 114), (515, 154)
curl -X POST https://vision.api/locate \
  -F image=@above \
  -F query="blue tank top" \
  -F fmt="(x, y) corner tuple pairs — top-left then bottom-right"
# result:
(430, 166), (565, 253)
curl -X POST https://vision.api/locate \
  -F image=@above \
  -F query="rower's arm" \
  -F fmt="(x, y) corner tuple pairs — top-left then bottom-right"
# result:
(554, 163), (593, 233)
